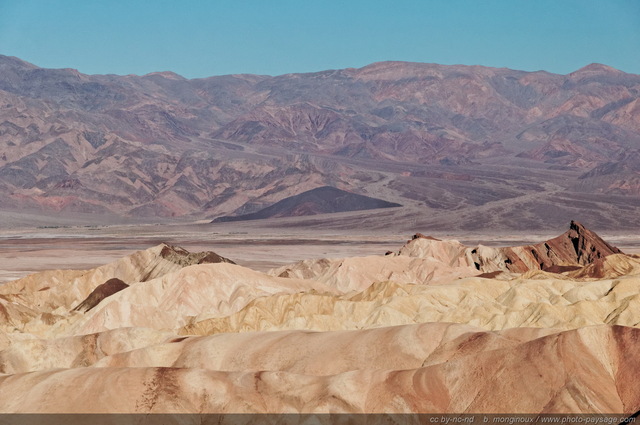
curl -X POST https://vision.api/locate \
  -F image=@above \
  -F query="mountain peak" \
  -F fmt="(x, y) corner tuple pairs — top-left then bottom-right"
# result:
(0, 54), (39, 70)
(354, 61), (442, 79)
(571, 63), (622, 75)
(569, 219), (586, 232)
(468, 221), (622, 274)
(142, 71), (186, 80)
(540, 221), (622, 268)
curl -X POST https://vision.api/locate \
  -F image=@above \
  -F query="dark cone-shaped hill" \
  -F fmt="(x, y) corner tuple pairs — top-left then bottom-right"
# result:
(213, 186), (401, 222)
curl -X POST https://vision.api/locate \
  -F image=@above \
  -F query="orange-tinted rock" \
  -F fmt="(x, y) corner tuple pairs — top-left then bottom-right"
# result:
(469, 221), (622, 273)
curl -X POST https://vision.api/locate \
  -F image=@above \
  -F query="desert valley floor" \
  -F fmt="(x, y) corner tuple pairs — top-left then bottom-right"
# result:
(1, 220), (640, 417)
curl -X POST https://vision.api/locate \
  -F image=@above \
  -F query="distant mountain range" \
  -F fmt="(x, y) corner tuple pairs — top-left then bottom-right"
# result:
(0, 55), (639, 230)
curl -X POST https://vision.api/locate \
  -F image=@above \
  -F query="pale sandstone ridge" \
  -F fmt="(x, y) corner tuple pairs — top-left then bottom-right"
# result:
(0, 327), (172, 374)
(0, 243), (234, 337)
(184, 255), (640, 335)
(66, 262), (337, 337)
(1, 223), (640, 413)
(271, 221), (621, 286)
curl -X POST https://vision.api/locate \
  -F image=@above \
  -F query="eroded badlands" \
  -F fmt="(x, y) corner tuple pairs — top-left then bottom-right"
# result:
(1, 222), (639, 414)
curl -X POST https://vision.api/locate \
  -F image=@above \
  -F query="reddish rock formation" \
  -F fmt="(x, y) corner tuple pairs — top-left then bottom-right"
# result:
(470, 221), (623, 273)
(72, 278), (129, 313)
(545, 220), (621, 264)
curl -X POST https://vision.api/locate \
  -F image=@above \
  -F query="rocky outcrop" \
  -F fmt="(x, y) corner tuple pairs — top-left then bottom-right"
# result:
(159, 244), (235, 267)
(277, 222), (623, 285)
(72, 278), (129, 313)
(0, 244), (236, 335)
(468, 220), (622, 273)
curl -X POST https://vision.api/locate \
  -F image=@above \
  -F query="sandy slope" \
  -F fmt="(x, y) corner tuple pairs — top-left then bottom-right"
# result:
(1, 325), (638, 413)
(185, 257), (640, 335)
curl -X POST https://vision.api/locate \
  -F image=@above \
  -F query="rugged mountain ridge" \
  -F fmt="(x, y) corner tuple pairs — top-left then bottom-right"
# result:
(1, 56), (639, 228)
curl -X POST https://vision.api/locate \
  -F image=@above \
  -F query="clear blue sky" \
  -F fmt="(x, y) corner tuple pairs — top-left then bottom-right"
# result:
(1, 0), (639, 78)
